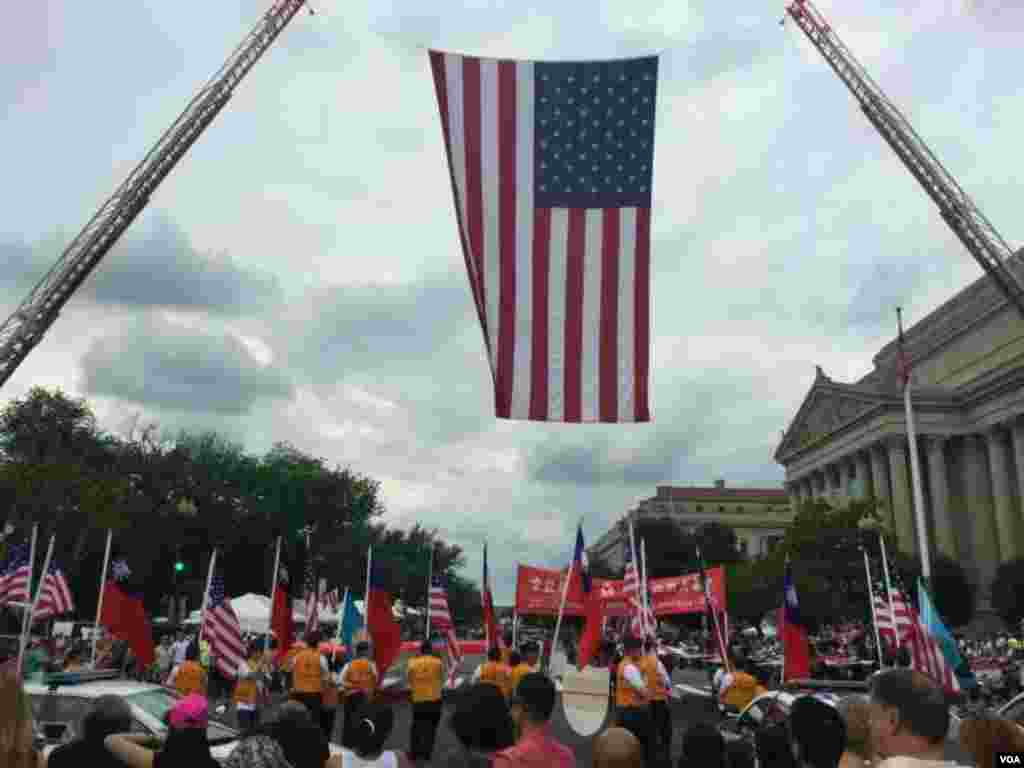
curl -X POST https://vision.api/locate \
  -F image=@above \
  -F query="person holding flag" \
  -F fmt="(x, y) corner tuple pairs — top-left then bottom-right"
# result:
(288, 629), (328, 723)
(339, 640), (378, 749)
(640, 636), (672, 759)
(473, 646), (513, 699)
(406, 639), (445, 762)
(615, 635), (652, 762)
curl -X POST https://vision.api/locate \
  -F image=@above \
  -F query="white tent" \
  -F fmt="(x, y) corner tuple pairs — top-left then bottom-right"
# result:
(185, 593), (372, 634)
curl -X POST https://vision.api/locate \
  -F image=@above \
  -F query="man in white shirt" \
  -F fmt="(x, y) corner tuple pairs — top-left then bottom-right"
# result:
(172, 633), (189, 665)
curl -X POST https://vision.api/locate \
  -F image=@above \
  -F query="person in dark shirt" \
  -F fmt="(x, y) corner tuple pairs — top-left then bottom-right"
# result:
(47, 694), (133, 768)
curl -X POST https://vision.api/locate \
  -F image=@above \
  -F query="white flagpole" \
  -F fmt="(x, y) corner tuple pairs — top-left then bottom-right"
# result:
(627, 519), (644, 637)
(92, 530), (113, 667)
(364, 546), (373, 645)
(334, 587), (349, 664)
(879, 533), (899, 651)
(864, 548), (884, 668)
(425, 543), (435, 641)
(266, 536), (282, 651)
(641, 537), (653, 638)
(904, 384), (931, 582)
(17, 524), (39, 665)
(18, 532), (53, 678)
(198, 548), (218, 645)
(512, 609), (519, 649)
(550, 522), (580, 671)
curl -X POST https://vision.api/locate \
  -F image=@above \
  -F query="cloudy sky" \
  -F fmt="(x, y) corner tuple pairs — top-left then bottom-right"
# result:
(2, 0), (1021, 601)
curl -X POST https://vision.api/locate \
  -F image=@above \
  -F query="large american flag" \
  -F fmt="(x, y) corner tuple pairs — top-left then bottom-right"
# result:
(0, 541), (31, 604)
(304, 553), (319, 634)
(203, 574), (246, 679)
(429, 575), (462, 686)
(429, 52), (658, 423)
(873, 587), (959, 692)
(621, 537), (653, 636)
(33, 560), (74, 621)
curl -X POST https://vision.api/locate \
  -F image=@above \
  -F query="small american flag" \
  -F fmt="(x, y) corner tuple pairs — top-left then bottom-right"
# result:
(621, 538), (650, 636)
(304, 554), (319, 634)
(429, 52), (658, 423)
(0, 541), (31, 604)
(203, 574), (246, 679)
(33, 560), (74, 621)
(429, 575), (462, 686)
(874, 586), (959, 692)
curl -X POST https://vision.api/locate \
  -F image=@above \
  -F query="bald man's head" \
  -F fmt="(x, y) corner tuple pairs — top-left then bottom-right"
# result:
(593, 727), (643, 768)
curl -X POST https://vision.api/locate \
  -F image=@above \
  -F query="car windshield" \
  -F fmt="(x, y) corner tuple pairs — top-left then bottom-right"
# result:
(126, 690), (238, 745)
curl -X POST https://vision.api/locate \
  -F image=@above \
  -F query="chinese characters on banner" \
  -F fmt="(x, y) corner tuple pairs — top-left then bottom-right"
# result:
(514, 564), (727, 617)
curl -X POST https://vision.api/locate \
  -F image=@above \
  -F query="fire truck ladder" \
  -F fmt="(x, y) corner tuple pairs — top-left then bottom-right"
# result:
(0, 0), (310, 389)
(785, 0), (1024, 319)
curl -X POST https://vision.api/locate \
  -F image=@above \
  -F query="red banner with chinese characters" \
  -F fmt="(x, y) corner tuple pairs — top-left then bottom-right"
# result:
(514, 564), (727, 617)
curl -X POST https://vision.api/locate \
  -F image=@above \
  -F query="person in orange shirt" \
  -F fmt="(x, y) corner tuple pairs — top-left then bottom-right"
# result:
(406, 640), (445, 762)
(320, 651), (342, 740)
(339, 640), (378, 749)
(615, 636), (651, 761)
(167, 643), (207, 698)
(288, 631), (327, 723)
(474, 646), (514, 699)
(499, 630), (515, 666)
(640, 637), (673, 761)
(509, 650), (532, 697)
(233, 642), (264, 732)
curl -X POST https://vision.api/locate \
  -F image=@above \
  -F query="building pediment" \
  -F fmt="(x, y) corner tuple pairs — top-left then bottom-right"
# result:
(775, 373), (884, 462)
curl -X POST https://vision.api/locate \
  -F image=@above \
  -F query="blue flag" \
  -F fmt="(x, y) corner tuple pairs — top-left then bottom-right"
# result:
(339, 590), (364, 650)
(918, 578), (973, 689)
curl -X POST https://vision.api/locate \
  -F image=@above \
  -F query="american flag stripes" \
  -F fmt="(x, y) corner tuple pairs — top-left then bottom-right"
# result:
(429, 52), (658, 423)
(0, 541), (31, 604)
(203, 574), (246, 679)
(304, 554), (319, 634)
(429, 575), (463, 686)
(33, 561), (74, 621)
(621, 537), (648, 636)
(873, 588), (959, 692)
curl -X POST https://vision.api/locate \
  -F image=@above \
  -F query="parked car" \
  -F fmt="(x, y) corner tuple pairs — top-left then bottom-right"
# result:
(997, 690), (1024, 723)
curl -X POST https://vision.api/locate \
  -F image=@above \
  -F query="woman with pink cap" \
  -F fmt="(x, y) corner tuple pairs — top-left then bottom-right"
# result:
(103, 693), (220, 768)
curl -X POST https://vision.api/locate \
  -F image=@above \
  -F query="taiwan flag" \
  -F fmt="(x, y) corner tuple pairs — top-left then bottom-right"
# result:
(782, 560), (810, 682)
(367, 550), (402, 675)
(573, 524), (602, 670)
(271, 563), (294, 664)
(100, 559), (155, 668)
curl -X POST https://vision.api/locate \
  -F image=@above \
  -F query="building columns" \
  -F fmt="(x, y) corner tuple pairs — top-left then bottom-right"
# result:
(1010, 421), (1024, 546)
(925, 436), (957, 561)
(787, 483), (801, 515)
(870, 444), (893, 524)
(962, 434), (1000, 608)
(986, 427), (1020, 563)
(854, 452), (873, 499)
(886, 438), (916, 556)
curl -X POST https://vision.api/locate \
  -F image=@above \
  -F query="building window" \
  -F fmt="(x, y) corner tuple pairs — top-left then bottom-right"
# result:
(718, 505), (725, 513)
(736, 506), (744, 512)
(696, 505), (703, 512)
(738, 539), (748, 554)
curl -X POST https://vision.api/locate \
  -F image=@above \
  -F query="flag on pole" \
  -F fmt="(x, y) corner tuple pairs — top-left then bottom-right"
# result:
(203, 573), (246, 678)
(428, 52), (659, 423)
(481, 543), (501, 649)
(573, 524), (602, 670)
(918, 579), (971, 689)
(339, 590), (364, 650)
(697, 546), (729, 663)
(367, 558), (402, 675)
(874, 581), (960, 693)
(429, 574), (463, 686)
(271, 564), (294, 664)
(781, 560), (810, 681)
(33, 560), (74, 621)
(100, 559), (155, 668)
(0, 540), (31, 604)
(621, 536), (644, 636)
(303, 550), (319, 635)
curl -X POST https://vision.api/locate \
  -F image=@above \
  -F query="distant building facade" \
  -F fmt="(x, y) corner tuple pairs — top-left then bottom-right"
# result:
(774, 251), (1024, 610)
(589, 480), (792, 569)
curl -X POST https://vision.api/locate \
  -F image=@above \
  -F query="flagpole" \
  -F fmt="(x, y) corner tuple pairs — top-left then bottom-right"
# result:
(700, 546), (729, 674)
(266, 536), (282, 651)
(879, 532), (899, 651)
(864, 548), (884, 668)
(550, 522), (580, 672)
(897, 307), (932, 583)
(641, 537), (653, 638)
(780, 558), (787, 684)
(364, 546), (373, 645)
(425, 543), (434, 642)
(199, 548), (218, 646)
(16, 523), (39, 666)
(18, 532), (54, 679)
(92, 530), (113, 667)
(512, 609), (518, 649)
(627, 518), (644, 637)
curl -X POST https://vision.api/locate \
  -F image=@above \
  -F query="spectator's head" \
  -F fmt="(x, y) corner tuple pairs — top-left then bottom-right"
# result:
(356, 641), (370, 657)
(789, 696), (846, 768)
(510, 673), (557, 731)
(448, 683), (515, 753)
(594, 726), (642, 768)
(868, 669), (949, 760)
(838, 695), (872, 760)
(959, 715), (1024, 768)
(509, 651), (522, 667)
(420, 640), (434, 656)
(185, 642), (199, 661)
(262, 701), (329, 768)
(757, 723), (796, 768)
(488, 646), (501, 662)
(0, 668), (35, 768)
(679, 722), (726, 768)
(162, 694), (213, 761)
(727, 738), (757, 768)
(82, 695), (132, 742)
(352, 701), (394, 758)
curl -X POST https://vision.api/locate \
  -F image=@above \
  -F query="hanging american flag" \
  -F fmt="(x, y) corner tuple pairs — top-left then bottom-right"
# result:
(429, 52), (658, 423)
(304, 552), (319, 634)
(429, 575), (463, 686)
(33, 560), (74, 621)
(0, 541), (31, 604)
(203, 574), (246, 679)
(873, 585), (959, 693)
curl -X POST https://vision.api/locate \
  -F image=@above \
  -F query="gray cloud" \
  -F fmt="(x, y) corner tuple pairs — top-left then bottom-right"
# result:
(0, 214), (281, 314)
(80, 315), (294, 415)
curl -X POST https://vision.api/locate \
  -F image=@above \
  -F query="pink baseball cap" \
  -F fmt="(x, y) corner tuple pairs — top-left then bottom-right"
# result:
(169, 694), (208, 729)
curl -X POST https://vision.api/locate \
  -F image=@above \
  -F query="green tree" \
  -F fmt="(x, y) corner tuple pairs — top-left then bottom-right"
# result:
(991, 559), (1024, 627)
(695, 522), (742, 564)
(634, 517), (699, 577)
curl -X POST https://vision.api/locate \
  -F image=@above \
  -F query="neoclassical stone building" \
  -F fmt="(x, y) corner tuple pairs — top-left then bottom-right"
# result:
(775, 251), (1024, 609)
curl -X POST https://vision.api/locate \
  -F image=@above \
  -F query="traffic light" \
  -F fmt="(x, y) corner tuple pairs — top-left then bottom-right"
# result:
(174, 561), (185, 573)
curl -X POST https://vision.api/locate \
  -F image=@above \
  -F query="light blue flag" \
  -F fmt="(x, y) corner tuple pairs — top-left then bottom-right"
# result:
(918, 578), (974, 688)
(339, 590), (364, 650)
